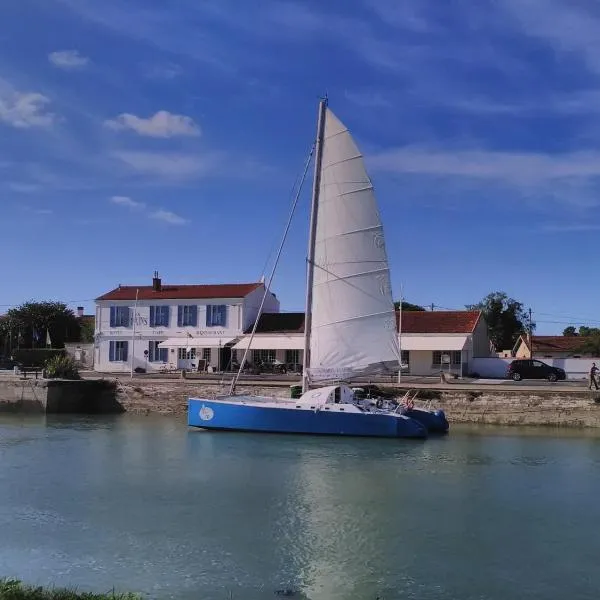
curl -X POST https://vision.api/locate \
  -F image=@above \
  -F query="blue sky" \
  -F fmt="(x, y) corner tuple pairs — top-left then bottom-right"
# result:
(2, 0), (600, 334)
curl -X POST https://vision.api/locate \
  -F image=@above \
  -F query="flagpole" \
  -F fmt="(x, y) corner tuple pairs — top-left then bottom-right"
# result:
(130, 288), (139, 378)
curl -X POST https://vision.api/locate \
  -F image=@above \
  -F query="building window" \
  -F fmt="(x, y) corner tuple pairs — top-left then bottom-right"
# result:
(109, 340), (128, 361)
(202, 348), (211, 361)
(178, 347), (196, 360)
(285, 349), (300, 364)
(253, 349), (275, 363)
(206, 305), (227, 327)
(177, 305), (197, 327)
(148, 341), (168, 362)
(433, 350), (462, 366)
(109, 306), (131, 328)
(401, 350), (409, 369)
(150, 306), (169, 327)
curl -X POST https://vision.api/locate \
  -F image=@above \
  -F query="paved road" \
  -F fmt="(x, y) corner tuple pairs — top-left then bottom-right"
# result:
(80, 371), (596, 394)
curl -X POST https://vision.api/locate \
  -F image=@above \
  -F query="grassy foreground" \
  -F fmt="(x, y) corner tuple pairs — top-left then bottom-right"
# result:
(0, 580), (140, 600)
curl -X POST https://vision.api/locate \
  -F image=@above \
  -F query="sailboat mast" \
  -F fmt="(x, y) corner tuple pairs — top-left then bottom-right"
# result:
(302, 97), (328, 394)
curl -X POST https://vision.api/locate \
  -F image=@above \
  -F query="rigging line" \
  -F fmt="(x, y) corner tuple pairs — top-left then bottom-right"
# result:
(229, 142), (316, 396)
(257, 145), (315, 281)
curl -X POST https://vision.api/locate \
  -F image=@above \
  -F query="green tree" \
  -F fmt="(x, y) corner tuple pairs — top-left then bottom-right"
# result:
(79, 318), (95, 343)
(574, 334), (600, 356)
(0, 301), (80, 351)
(563, 326), (578, 336)
(579, 326), (600, 337)
(394, 301), (426, 311)
(467, 291), (534, 351)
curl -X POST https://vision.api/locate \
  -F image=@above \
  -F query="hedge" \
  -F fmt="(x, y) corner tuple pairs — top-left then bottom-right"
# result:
(10, 349), (65, 367)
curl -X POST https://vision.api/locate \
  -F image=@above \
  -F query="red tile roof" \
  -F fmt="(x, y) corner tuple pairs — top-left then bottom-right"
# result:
(245, 312), (305, 334)
(522, 335), (591, 353)
(96, 282), (263, 301)
(245, 310), (482, 335)
(397, 310), (482, 334)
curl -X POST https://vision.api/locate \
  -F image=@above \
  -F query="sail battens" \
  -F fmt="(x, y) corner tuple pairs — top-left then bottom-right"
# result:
(308, 107), (399, 379)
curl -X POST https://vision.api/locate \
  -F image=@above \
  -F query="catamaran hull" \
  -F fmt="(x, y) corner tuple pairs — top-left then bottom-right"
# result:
(188, 399), (427, 439)
(404, 408), (449, 434)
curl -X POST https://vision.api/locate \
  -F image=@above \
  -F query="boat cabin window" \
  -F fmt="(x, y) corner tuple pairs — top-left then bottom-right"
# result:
(334, 387), (341, 403)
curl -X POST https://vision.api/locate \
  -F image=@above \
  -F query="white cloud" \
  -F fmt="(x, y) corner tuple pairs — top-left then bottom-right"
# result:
(369, 147), (600, 182)
(0, 90), (55, 128)
(109, 195), (188, 225)
(150, 209), (188, 225)
(48, 50), (90, 70)
(539, 223), (600, 233)
(109, 195), (145, 209)
(23, 205), (53, 215)
(104, 110), (200, 138)
(368, 146), (600, 212)
(112, 150), (219, 178)
(344, 89), (392, 108)
(8, 182), (41, 193)
(144, 63), (183, 80)
(502, 0), (600, 76)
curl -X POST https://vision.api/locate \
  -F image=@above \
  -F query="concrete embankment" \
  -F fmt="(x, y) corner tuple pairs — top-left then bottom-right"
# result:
(0, 378), (122, 413)
(2, 376), (600, 427)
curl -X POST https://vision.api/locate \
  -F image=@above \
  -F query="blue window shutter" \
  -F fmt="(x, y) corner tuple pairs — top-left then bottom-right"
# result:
(110, 306), (116, 328)
(163, 306), (169, 327)
(221, 305), (227, 327)
(177, 306), (183, 327)
(149, 306), (155, 327)
(206, 305), (212, 327)
(109, 341), (115, 361)
(122, 341), (128, 362)
(191, 305), (198, 327)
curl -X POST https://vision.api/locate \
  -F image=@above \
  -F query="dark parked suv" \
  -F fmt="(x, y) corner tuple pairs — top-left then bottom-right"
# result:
(506, 359), (566, 382)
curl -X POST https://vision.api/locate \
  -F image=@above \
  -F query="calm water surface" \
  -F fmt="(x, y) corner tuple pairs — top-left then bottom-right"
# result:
(1, 414), (599, 600)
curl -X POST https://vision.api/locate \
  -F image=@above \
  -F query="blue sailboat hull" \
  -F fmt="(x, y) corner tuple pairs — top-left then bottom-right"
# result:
(404, 408), (449, 434)
(188, 399), (427, 439)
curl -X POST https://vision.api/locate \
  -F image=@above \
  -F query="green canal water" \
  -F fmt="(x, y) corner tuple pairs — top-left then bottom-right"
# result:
(1, 415), (599, 600)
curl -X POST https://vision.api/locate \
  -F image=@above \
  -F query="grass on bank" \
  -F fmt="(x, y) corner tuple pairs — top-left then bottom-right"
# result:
(0, 579), (140, 600)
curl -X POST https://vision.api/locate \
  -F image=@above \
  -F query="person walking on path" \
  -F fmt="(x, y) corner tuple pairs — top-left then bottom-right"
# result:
(590, 363), (599, 390)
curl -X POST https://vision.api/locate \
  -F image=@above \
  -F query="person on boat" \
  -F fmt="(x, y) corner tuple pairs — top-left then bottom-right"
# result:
(590, 363), (599, 390)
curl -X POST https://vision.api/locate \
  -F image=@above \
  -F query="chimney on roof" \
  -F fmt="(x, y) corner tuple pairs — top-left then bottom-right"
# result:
(152, 271), (162, 292)
(77, 307), (84, 318)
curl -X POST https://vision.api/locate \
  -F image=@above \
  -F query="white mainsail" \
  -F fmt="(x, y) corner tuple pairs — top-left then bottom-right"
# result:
(306, 108), (399, 382)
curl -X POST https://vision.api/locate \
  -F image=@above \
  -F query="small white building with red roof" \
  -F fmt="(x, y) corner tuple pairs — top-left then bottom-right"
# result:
(94, 272), (279, 373)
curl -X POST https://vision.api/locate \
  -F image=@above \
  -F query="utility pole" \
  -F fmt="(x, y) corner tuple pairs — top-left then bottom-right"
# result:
(528, 307), (533, 359)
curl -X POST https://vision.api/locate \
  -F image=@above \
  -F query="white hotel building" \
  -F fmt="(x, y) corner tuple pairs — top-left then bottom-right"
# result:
(94, 273), (279, 373)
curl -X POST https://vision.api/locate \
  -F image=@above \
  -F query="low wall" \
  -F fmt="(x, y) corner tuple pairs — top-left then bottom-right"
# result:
(2, 376), (600, 428)
(471, 357), (598, 379)
(114, 380), (600, 428)
(0, 378), (122, 413)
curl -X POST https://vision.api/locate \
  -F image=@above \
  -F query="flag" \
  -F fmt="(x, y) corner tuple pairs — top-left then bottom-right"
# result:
(46, 328), (52, 348)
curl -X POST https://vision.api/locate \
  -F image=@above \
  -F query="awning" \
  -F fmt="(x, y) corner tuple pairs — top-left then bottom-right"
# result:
(158, 337), (236, 348)
(233, 335), (304, 350)
(399, 335), (468, 351)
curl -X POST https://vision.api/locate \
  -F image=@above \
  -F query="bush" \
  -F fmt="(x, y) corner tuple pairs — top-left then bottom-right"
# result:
(11, 349), (65, 367)
(44, 355), (80, 380)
